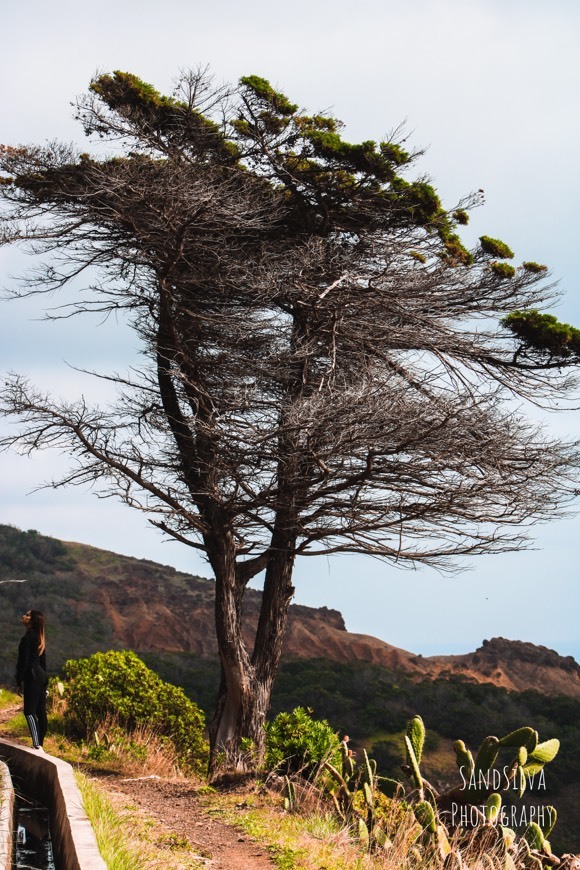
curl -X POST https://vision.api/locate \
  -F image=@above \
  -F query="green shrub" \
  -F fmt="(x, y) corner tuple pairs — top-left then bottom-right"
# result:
(441, 233), (474, 266)
(265, 706), (341, 776)
(479, 235), (514, 259)
(62, 650), (208, 772)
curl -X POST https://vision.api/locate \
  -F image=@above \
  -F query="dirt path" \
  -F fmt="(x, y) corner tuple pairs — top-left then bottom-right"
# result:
(106, 774), (276, 869)
(0, 701), (21, 726)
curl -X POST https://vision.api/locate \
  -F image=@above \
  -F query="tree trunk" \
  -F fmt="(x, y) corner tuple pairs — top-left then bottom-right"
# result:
(207, 529), (296, 778)
(207, 342), (302, 778)
(208, 659), (275, 778)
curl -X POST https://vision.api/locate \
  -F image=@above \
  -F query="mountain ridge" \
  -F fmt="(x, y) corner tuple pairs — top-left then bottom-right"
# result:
(0, 525), (577, 699)
(68, 539), (580, 698)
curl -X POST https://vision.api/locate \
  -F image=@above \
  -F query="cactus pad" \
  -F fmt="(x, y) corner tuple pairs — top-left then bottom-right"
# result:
(528, 738), (560, 764)
(499, 727), (535, 748)
(406, 715), (426, 766)
(474, 735), (500, 776)
(485, 792), (502, 825)
(404, 735), (423, 792)
(414, 799), (437, 833)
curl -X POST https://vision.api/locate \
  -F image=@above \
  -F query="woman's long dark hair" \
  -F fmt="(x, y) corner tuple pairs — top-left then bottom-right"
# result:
(29, 610), (46, 655)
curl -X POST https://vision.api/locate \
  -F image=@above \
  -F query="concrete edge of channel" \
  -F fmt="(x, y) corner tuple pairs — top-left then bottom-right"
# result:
(0, 760), (14, 870)
(0, 738), (107, 870)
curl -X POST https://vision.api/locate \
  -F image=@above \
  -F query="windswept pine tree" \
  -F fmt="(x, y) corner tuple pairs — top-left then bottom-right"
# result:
(1, 69), (578, 772)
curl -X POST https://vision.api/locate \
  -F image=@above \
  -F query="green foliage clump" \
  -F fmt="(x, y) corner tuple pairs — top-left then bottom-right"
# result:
(90, 71), (179, 109)
(452, 208), (470, 225)
(239, 75), (298, 116)
(490, 261), (516, 279)
(305, 131), (389, 178)
(236, 81), (413, 185)
(89, 71), (189, 131)
(265, 706), (340, 776)
(441, 233), (474, 266)
(479, 235), (515, 259)
(522, 261), (548, 274)
(379, 141), (411, 166)
(62, 650), (208, 772)
(391, 178), (442, 225)
(90, 71), (237, 161)
(502, 309), (580, 358)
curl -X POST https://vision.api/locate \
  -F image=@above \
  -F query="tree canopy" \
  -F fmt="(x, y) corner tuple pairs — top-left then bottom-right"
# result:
(1, 69), (578, 770)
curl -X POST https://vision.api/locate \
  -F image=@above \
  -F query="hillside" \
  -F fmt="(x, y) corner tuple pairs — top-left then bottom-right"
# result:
(0, 524), (578, 698)
(1, 524), (579, 852)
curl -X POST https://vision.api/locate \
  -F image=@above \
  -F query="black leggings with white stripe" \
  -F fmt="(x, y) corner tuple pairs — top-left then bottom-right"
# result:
(23, 679), (47, 748)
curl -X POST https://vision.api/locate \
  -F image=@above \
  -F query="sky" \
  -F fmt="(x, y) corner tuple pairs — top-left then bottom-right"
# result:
(1, 0), (579, 661)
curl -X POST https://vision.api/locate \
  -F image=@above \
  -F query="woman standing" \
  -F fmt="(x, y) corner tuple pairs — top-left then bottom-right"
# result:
(16, 609), (48, 750)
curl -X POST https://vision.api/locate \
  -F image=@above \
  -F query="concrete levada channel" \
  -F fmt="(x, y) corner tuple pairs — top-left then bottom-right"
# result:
(14, 793), (56, 870)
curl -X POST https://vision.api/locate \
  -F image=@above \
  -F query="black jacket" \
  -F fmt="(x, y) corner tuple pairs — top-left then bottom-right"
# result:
(16, 630), (47, 687)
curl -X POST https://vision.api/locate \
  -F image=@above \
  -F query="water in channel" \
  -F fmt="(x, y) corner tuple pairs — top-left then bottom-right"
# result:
(14, 795), (56, 870)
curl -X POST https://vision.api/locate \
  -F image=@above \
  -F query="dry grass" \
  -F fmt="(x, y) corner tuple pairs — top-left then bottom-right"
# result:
(46, 693), (188, 779)
(0, 687), (20, 710)
(89, 714), (185, 779)
(68, 723), (483, 868)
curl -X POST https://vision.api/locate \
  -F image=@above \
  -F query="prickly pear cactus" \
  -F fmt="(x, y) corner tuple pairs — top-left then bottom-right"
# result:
(414, 799), (437, 833)
(396, 715), (563, 866)
(404, 733), (424, 797)
(323, 715), (564, 866)
(323, 738), (392, 852)
(485, 792), (502, 825)
(474, 735), (500, 778)
(499, 727), (536, 748)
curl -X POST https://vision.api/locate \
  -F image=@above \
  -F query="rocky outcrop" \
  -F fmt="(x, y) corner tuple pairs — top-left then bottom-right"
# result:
(428, 637), (580, 696)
